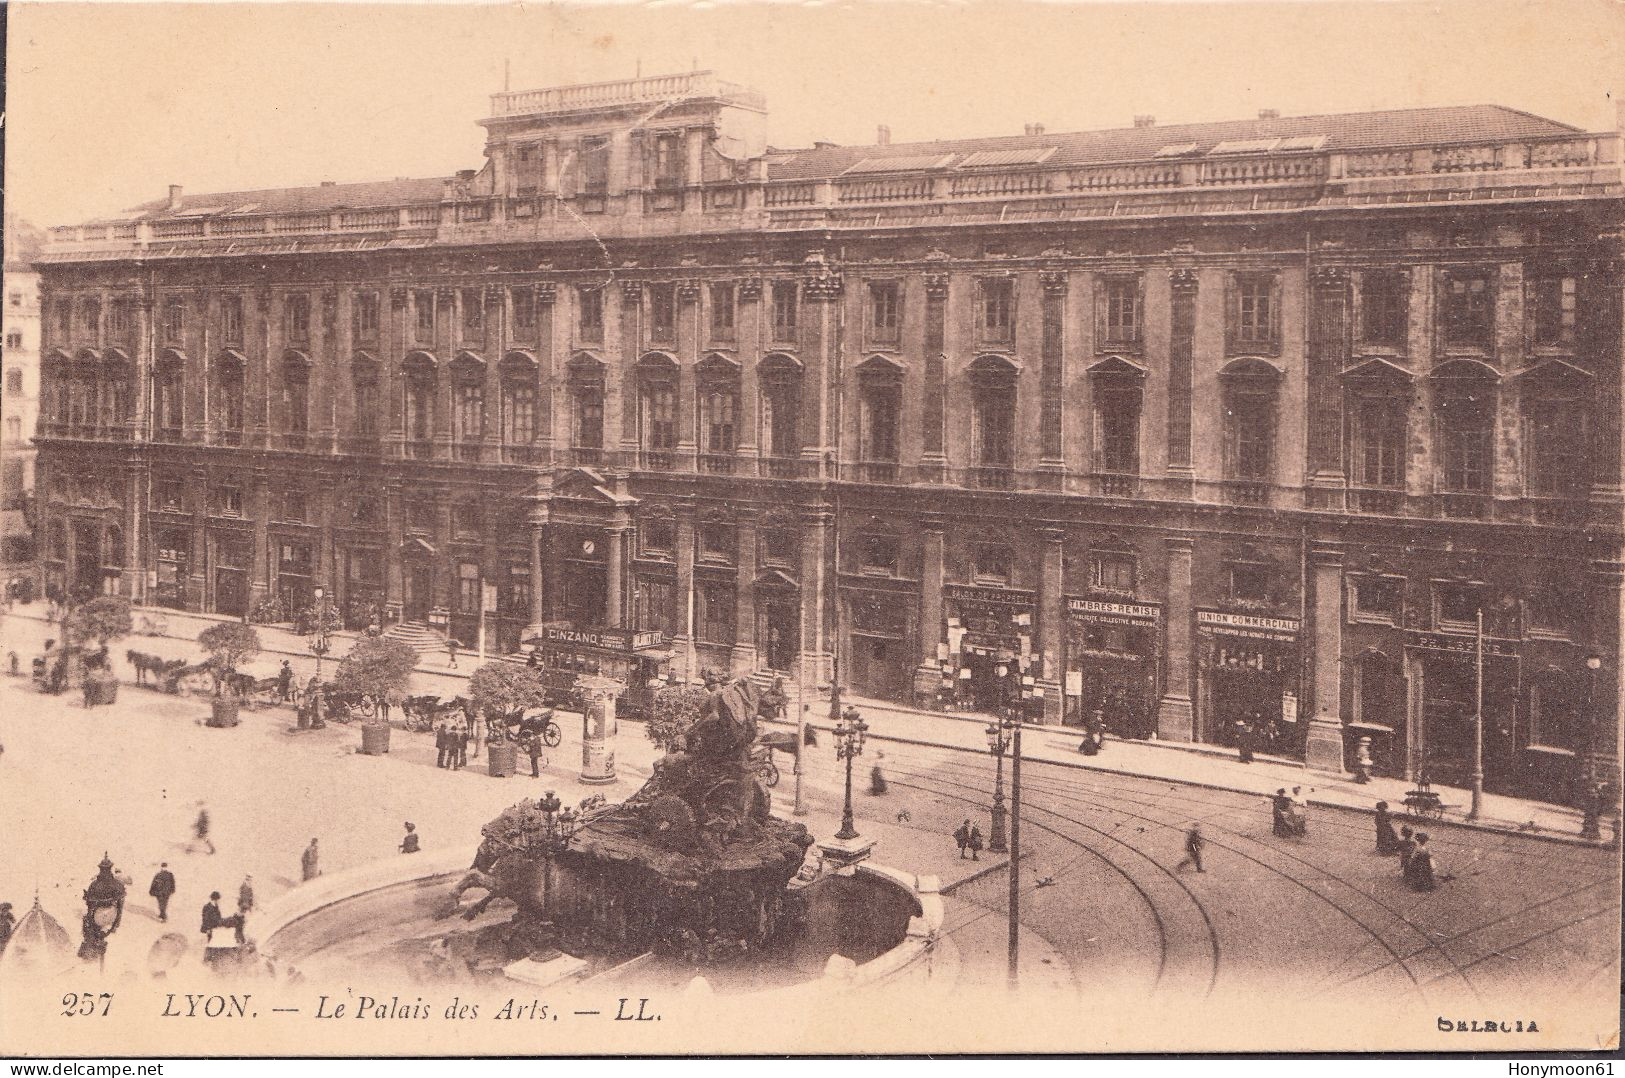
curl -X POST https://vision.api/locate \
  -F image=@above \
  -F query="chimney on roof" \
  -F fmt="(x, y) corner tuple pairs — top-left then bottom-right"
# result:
(814, 141), (837, 151)
(1024, 123), (1046, 136)
(1258, 108), (1280, 120)
(1133, 115), (1155, 128)
(167, 185), (183, 211)
(877, 125), (891, 146)
(320, 180), (336, 187)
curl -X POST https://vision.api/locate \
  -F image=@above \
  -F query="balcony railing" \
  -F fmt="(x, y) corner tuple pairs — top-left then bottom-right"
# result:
(697, 452), (737, 476)
(453, 441), (485, 462)
(1437, 492), (1491, 520)
(405, 439), (436, 460)
(1348, 487), (1403, 515)
(1222, 480), (1270, 506)
(501, 444), (544, 465)
(489, 72), (766, 118)
(639, 448), (680, 472)
(1095, 473), (1139, 497)
(761, 454), (814, 479)
(848, 460), (901, 484)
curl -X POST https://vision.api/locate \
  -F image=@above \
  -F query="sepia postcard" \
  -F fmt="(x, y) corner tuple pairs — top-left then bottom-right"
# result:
(1, 0), (1621, 1058)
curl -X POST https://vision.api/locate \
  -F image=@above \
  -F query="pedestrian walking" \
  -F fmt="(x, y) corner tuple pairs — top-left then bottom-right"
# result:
(1289, 786), (1310, 836)
(1397, 825), (1417, 874)
(869, 752), (888, 795)
(454, 719), (469, 770)
(1271, 788), (1292, 837)
(434, 721), (449, 768)
(301, 839), (320, 882)
(526, 735), (543, 778)
(200, 892), (223, 935)
(447, 640), (459, 669)
(1176, 823), (1207, 872)
(1404, 832), (1453, 892)
(277, 661), (294, 702)
(1235, 717), (1254, 764)
(1374, 801), (1400, 854)
(399, 822), (420, 854)
(237, 876), (255, 915)
(148, 864), (176, 922)
(193, 805), (216, 855)
(7, 651), (18, 677)
(953, 820), (972, 859)
(967, 825), (984, 861)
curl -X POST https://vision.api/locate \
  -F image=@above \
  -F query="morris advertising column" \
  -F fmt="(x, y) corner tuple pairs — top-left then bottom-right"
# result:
(577, 674), (623, 785)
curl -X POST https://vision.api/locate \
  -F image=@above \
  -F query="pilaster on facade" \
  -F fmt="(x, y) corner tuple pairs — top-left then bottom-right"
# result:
(1306, 542), (1347, 774)
(1157, 535), (1196, 743)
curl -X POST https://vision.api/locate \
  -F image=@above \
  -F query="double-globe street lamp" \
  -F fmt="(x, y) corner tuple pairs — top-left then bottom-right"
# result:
(985, 715), (1011, 854)
(306, 586), (338, 681)
(526, 790), (584, 912)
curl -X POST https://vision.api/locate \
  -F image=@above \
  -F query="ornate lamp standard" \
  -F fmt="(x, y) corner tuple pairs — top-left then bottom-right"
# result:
(833, 706), (869, 841)
(80, 854), (126, 971)
(529, 790), (583, 912)
(985, 716), (1011, 854)
(1582, 653), (1604, 841)
(307, 586), (337, 681)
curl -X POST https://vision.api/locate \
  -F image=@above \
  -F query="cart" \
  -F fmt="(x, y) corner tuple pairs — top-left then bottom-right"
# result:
(752, 730), (799, 789)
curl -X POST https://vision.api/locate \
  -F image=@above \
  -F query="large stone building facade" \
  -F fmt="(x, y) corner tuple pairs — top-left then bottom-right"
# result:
(33, 73), (1625, 803)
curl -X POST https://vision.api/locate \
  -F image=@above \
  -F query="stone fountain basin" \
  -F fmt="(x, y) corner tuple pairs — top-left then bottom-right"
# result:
(258, 847), (947, 998)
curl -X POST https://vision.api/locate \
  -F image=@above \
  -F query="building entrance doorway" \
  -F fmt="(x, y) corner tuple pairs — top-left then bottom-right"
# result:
(850, 634), (907, 701)
(71, 522), (101, 599)
(213, 539), (251, 619)
(404, 563), (433, 621)
(758, 596), (799, 673)
(1420, 655), (1517, 794)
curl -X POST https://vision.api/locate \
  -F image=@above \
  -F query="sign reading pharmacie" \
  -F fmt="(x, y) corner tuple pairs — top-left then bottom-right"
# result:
(527, 625), (668, 653)
(1196, 609), (1301, 642)
(1405, 630), (1522, 659)
(1065, 596), (1161, 626)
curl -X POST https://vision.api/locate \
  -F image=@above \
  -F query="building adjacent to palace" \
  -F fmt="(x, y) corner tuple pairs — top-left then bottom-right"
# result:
(2, 215), (45, 584)
(32, 73), (1625, 803)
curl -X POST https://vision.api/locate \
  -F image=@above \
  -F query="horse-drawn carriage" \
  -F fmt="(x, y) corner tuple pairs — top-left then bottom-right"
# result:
(400, 694), (474, 733)
(751, 730), (798, 789)
(487, 708), (564, 752)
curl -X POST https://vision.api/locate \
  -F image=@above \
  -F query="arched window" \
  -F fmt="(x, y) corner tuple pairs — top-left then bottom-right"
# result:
(1528, 667), (1580, 752)
(402, 352), (437, 451)
(281, 351), (310, 444)
(638, 352), (679, 469)
(759, 353), (803, 474)
(1433, 361), (1497, 497)
(696, 354), (740, 472)
(1220, 358), (1282, 484)
(1090, 357), (1145, 478)
(857, 355), (904, 481)
(351, 354), (381, 439)
(450, 353), (486, 450)
(155, 350), (186, 435)
(969, 355), (1017, 471)
(499, 352), (537, 448)
(567, 352), (605, 461)
(213, 351), (246, 444)
(1520, 360), (1590, 499)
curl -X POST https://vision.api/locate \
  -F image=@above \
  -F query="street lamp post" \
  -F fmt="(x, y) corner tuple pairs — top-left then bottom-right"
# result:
(1468, 608), (1485, 821)
(531, 790), (583, 912)
(985, 718), (1010, 854)
(1582, 653), (1604, 841)
(833, 705), (868, 841)
(1006, 666), (1026, 994)
(307, 587), (335, 682)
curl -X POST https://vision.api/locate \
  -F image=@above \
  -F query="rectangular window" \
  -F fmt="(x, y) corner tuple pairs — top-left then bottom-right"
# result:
(979, 278), (1014, 342)
(574, 386), (604, 449)
(1527, 399), (1586, 497)
(1436, 583), (1482, 627)
(407, 499), (435, 534)
(699, 522), (736, 563)
(162, 299), (185, 343)
(973, 545), (1013, 586)
(582, 136), (611, 195)
(4, 417), (20, 440)
(453, 382), (484, 443)
(649, 284), (677, 341)
(772, 282), (798, 339)
(696, 582), (736, 645)
(457, 562), (481, 615)
(1353, 576), (1402, 620)
(1097, 386), (1141, 474)
(710, 283), (736, 340)
(82, 298), (101, 337)
(353, 292), (379, 343)
(869, 282), (901, 343)
(1231, 274), (1278, 348)
(858, 534), (899, 576)
(1531, 276), (1578, 347)
(1438, 393), (1492, 493)
(636, 577), (678, 637)
(1443, 272), (1493, 348)
(213, 485), (244, 517)
(414, 290), (435, 342)
(4, 332), (19, 349)
(109, 300), (130, 335)
(578, 287), (604, 341)
(1354, 395), (1406, 488)
(763, 528), (797, 568)
(1230, 564), (1269, 603)
(5, 369), (21, 393)
(640, 519), (675, 558)
(1360, 271), (1406, 346)
(281, 491), (308, 523)
(284, 294), (310, 345)
(462, 288), (483, 334)
(512, 288), (535, 333)
(154, 479), (184, 513)
(1091, 554), (1135, 593)
(653, 133), (685, 189)
(221, 294), (244, 344)
(1101, 277), (1141, 345)
(1225, 390), (1275, 481)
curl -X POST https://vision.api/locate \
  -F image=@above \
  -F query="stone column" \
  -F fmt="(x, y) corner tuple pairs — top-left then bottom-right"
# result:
(921, 274), (949, 481)
(382, 479), (402, 620)
(434, 287), (456, 451)
(912, 520), (947, 704)
(1156, 536), (1195, 742)
(732, 509), (759, 675)
(1038, 272), (1067, 476)
(1306, 543), (1348, 774)
(1036, 527), (1065, 723)
(524, 505), (550, 639)
(604, 523), (625, 629)
(799, 505), (832, 687)
(1166, 268), (1198, 483)
(675, 506), (697, 681)
(249, 471), (270, 609)
(1307, 267), (1350, 500)
(800, 260), (843, 465)
(188, 465), (208, 610)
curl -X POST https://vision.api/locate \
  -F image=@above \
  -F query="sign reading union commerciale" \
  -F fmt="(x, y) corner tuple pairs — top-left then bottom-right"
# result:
(534, 625), (667, 652)
(1196, 609), (1302, 638)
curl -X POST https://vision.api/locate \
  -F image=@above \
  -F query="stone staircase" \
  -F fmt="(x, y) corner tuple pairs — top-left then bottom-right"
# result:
(383, 620), (450, 659)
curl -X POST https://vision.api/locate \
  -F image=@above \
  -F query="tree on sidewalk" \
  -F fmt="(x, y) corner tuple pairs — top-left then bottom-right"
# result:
(467, 661), (551, 735)
(66, 596), (134, 648)
(197, 622), (262, 696)
(332, 635), (417, 718)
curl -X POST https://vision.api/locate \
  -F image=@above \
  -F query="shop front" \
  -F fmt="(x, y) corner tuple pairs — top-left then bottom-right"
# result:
(1063, 597), (1160, 739)
(341, 544), (387, 629)
(210, 532), (253, 618)
(152, 526), (190, 610)
(1195, 609), (1304, 756)
(1404, 632), (1521, 795)
(273, 538), (316, 613)
(523, 623), (672, 721)
(941, 584), (1036, 714)
(841, 579), (914, 703)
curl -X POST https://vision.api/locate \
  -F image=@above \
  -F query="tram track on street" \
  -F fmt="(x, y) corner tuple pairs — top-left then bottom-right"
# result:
(879, 760), (1223, 1001)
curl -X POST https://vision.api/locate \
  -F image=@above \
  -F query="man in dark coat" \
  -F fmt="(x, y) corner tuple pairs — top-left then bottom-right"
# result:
(526, 734), (543, 778)
(149, 863), (177, 922)
(200, 892), (223, 935)
(434, 722), (449, 768)
(967, 825), (984, 861)
(277, 661), (294, 702)
(1271, 789), (1292, 837)
(953, 820), (972, 859)
(1236, 717), (1255, 764)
